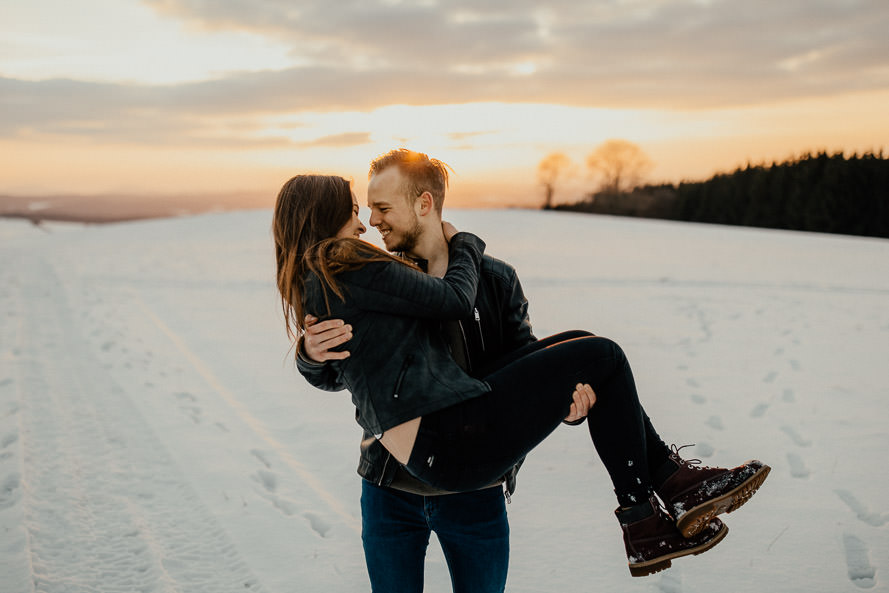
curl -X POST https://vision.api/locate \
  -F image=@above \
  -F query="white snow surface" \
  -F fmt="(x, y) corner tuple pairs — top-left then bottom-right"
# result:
(1, 209), (888, 593)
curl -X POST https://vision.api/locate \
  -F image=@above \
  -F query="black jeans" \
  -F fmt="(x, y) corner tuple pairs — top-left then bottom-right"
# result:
(406, 332), (670, 507)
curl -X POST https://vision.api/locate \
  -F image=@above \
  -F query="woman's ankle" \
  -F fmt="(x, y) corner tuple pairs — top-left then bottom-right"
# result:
(615, 492), (655, 523)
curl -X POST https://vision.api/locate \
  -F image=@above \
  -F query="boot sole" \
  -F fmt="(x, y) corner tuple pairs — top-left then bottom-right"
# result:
(676, 464), (771, 538)
(628, 522), (729, 577)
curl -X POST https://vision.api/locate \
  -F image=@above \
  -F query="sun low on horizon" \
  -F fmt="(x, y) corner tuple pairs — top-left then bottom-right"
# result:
(2, 0), (888, 208)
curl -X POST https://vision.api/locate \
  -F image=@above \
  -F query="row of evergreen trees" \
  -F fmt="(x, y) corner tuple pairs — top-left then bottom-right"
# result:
(554, 151), (889, 239)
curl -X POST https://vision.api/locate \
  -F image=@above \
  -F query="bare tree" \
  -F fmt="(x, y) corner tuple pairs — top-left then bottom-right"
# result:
(585, 139), (652, 194)
(537, 152), (573, 209)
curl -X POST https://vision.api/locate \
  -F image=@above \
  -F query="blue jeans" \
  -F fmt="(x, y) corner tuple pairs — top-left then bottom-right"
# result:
(360, 480), (509, 593)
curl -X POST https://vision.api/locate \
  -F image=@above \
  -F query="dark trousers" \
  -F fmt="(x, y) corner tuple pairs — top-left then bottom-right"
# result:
(361, 481), (509, 593)
(406, 332), (671, 507)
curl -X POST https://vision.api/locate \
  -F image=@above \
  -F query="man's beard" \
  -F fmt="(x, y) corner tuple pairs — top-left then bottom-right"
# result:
(389, 216), (423, 254)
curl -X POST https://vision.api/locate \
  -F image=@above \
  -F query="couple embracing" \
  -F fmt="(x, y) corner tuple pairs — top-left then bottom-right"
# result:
(274, 148), (770, 591)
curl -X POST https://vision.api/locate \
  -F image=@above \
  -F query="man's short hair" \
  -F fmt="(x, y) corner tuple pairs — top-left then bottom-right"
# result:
(369, 148), (450, 212)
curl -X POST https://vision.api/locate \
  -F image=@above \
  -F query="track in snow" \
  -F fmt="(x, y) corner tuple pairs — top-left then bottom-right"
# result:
(0, 251), (265, 593)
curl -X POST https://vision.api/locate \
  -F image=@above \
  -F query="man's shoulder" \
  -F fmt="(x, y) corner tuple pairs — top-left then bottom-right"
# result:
(481, 254), (519, 283)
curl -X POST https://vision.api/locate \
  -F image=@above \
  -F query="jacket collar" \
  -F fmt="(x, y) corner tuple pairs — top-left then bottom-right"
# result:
(400, 252), (429, 273)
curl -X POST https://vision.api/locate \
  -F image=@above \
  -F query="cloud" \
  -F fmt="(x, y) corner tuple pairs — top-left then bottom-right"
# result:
(139, 0), (889, 105)
(3, 0), (887, 145)
(300, 132), (372, 147)
(0, 75), (307, 146)
(447, 130), (498, 141)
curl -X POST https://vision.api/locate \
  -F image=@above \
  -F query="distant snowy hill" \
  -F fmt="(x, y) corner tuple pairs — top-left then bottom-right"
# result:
(1, 209), (887, 592)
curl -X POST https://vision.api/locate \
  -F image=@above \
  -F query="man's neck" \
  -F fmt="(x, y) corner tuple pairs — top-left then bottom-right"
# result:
(406, 224), (450, 278)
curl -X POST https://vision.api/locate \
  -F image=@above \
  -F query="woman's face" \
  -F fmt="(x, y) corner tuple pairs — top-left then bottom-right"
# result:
(335, 193), (367, 239)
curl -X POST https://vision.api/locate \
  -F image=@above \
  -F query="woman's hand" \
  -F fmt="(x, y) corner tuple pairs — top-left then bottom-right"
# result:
(301, 315), (352, 362)
(564, 383), (596, 423)
(442, 221), (459, 241)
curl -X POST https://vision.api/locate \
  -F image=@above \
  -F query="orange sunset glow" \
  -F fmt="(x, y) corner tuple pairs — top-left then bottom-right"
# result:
(3, 1), (888, 209)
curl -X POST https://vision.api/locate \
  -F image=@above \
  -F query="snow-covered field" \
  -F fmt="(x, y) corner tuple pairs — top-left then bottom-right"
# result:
(1, 209), (888, 593)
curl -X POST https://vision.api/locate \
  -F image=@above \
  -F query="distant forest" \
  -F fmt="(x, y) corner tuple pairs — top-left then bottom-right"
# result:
(552, 151), (889, 239)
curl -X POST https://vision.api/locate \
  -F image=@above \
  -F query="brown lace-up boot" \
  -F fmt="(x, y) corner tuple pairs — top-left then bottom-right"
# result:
(655, 445), (770, 538)
(617, 494), (728, 577)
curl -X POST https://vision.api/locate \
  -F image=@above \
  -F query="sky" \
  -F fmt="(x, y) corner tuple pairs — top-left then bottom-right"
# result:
(2, 0), (888, 207)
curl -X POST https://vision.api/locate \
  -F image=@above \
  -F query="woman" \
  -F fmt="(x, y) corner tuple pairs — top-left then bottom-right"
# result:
(273, 174), (770, 577)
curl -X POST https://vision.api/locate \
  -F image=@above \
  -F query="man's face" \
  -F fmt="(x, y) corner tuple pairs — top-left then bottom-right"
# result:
(367, 167), (423, 254)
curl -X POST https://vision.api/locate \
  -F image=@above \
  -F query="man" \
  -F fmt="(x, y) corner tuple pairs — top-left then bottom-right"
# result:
(297, 149), (594, 592)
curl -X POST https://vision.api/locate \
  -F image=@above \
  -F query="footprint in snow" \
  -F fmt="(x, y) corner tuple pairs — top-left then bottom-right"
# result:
(835, 490), (889, 527)
(179, 405), (202, 424)
(253, 479), (298, 517)
(0, 473), (22, 510)
(1, 433), (17, 449)
(689, 394), (706, 405)
(657, 568), (683, 593)
(782, 389), (796, 403)
(780, 425), (811, 447)
(705, 416), (724, 431)
(693, 442), (715, 458)
(250, 449), (272, 469)
(271, 496), (298, 516)
(304, 512), (332, 538)
(843, 533), (876, 589)
(749, 403), (769, 418)
(253, 470), (277, 493)
(786, 453), (810, 478)
(762, 371), (778, 383)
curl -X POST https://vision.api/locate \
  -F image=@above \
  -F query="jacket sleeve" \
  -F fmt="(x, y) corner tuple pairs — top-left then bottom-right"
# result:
(295, 338), (347, 392)
(500, 263), (536, 350)
(340, 232), (485, 319)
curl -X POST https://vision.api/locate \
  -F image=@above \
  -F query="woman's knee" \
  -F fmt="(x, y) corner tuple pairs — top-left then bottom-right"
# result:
(566, 335), (628, 371)
(594, 336), (628, 362)
(551, 329), (595, 342)
(540, 330), (596, 350)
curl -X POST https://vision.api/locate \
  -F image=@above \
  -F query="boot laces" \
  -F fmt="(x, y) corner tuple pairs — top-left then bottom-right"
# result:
(671, 443), (715, 471)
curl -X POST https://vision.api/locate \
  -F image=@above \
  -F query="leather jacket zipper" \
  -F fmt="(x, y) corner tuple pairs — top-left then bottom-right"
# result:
(474, 307), (485, 352)
(378, 453), (391, 486)
(455, 320), (473, 373)
(393, 354), (413, 398)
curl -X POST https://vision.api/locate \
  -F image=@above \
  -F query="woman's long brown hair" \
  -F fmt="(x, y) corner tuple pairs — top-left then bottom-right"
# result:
(272, 174), (416, 351)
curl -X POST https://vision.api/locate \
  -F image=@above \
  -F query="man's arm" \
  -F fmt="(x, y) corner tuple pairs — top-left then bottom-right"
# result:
(492, 258), (535, 350)
(301, 316), (352, 361)
(296, 316), (351, 391)
(339, 232), (484, 320)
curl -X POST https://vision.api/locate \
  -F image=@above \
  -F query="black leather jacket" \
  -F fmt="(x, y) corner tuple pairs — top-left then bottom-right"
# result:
(298, 234), (536, 496)
(299, 233), (491, 435)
